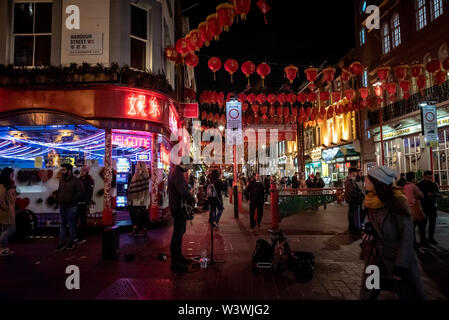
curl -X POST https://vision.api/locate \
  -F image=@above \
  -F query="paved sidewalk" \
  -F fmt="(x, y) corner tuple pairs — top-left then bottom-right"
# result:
(1, 197), (448, 300)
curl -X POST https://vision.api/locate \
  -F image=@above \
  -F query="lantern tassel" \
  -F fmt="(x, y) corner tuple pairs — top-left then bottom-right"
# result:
(213, 72), (216, 81)
(264, 15), (268, 24)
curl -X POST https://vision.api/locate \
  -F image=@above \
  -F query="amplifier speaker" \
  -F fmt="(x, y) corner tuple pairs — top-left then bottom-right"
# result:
(102, 225), (120, 260)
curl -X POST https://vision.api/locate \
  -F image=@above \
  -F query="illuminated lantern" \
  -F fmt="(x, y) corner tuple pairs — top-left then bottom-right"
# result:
(387, 82), (397, 96)
(191, 29), (204, 51)
(256, 93), (266, 104)
(269, 105), (275, 116)
(164, 47), (176, 61)
(399, 80), (410, 92)
(341, 67), (352, 82)
(256, 62), (271, 87)
(435, 71), (447, 86)
(277, 105), (284, 116)
(291, 106), (298, 117)
(217, 3), (234, 32)
(284, 65), (298, 84)
(217, 92), (225, 107)
(344, 89), (355, 101)
(307, 92), (318, 103)
(214, 113), (220, 123)
(208, 57), (222, 80)
(233, 0), (251, 20)
(283, 107), (290, 118)
(298, 107), (305, 122)
(185, 33), (195, 53)
(206, 14), (222, 41)
(242, 102), (249, 112)
(376, 66), (391, 81)
(426, 58), (441, 74)
(417, 75), (427, 91)
(220, 114), (226, 124)
(277, 93), (287, 104)
(175, 38), (189, 59)
(443, 58), (449, 71)
(394, 64), (409, 81)
(297, 92), (307, 104)
(359, 87), (369, 100)
(238, 93), (247, 103)
(201, 111), (207, 120)
(198, 22), (212, 47)
(185, 53), (199, 68)
(327, 105), (334, 117)
(319, 91), (330, 103)
(319, 106), (326, 119)
(287, 93), (297, 104)
(224, 59), (239, 83)
(349, 61), (364, 76)
(208, 112), (213, 121)
(322, 67), (336, 83)
(332, 91), (342, 102)
(305, 66), (318, 83)
(257, 0), (270, 24)
(267, 93), (277, 106)
(209, 91), (217, 105)
(252, 103), (259, 117)
(247, 93), (257, 104)
(241, 61), (256, 85)
(411, 63), (424, 78)
(261, 105), (268, 120)
(374, 85), (382, 97)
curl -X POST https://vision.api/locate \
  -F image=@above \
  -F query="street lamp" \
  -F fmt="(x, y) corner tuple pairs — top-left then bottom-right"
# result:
(218, 125), (224, 131)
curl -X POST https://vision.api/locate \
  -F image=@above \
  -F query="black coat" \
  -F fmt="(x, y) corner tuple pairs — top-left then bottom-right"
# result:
(168, 166), (195, 215)
(417, 179), (440, 211)
(246, 180), (265, 204)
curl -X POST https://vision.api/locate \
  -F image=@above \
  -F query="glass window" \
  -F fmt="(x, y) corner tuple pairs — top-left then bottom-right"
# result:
(131, 37), (146, 70)
(382, 23), (391, 54)
(430, 0), (443, 21)
(131, 5), (147, 40)
(391, 14), (401, 48)
(416, 0), (428, 30)
(13, 2), (52, 66)
(130, 5), (148, 70)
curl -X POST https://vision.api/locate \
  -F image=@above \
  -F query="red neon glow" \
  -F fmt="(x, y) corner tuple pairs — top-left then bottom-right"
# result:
(112, 133), (151, 149)
(149, 97), (161, 118)
(127, 94), (161, 119)
(169, 106), (178, 133)
(345, 162), (351, 168)
(161, 145), (170, 165)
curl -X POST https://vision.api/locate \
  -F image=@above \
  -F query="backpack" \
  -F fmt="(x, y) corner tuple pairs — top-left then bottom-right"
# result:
(206, 183), (217, 198)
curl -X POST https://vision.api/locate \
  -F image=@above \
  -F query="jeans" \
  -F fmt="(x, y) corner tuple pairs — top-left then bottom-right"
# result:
(0, 224), (16, 249)
(170, 213), (187, 264)
(249, 201), (264, 229)
(425, 207), (437, 239)
(59, 207), (77, 245)
(76, 204), (88, 240)
(209, 202), (224, 224)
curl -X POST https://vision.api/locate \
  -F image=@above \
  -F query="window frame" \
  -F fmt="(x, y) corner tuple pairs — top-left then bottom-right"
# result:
(416, 0), (428, 31)
(11, 1), (52, 66)
(130, 3), (150, 71)
(430, 0), (443, 21)
(381, 22), (391, 55)
(391, 13), (401, 49)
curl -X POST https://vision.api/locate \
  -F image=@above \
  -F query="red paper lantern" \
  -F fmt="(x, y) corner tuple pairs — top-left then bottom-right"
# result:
(332, 91), (342, 102)
(224, 59), (239, 83)
(327, 105), (334, 117)
(269, 105), (275, 116)
(411, 63), (424, 78)
(256, 93), (266, 104)
(283, 107), (290, 118)
(217, 3), (234, 32)
(209, 91), (217, 104)
(185, 53), (199, 68)
(319, 91), (330, 102)
(206, 14), (222, 41)
(387, 82), (397, 95)
(349, 61), (364, 76)
(307, 92), (318, 103)
(252, 103), (259, 115)
(208, 57), (222, 80)
(277, 93), (287, 104)
(377, 66), (391, 81)
(341, 67), (352, 82)
(238, 93), (247, 103)
(277, 105), (284, 116)
(435, 71), (447, 86)
(175, 38), (189, 58)
(257, 0), (270, 24)
(426, 58), (441, 74)
(241, 61), (256, 85)
(267, 93), (277, 105)
(256, 62), (271, 87)
(443, 58), (449, 71)
(319, 106), (326, 118)
(417, 75), (427, 91)
(297, 92), (307, 104)
(242, 102), (249, 112)
(247, 93), (257, 104)
(305, 66), (318, 83)
(201, 111), (207, 120)
(198, 21), (212, 47)
(291, 107), (298, 117)
(185, 33), (195, 53)
(217, 92), (225, 107)
(403, 92), (410, 100)
(322, 67), (336, 83)
(233, 0), (251, 20)
(344, 89), (355, 101)
(359, 87), (369, 100)
(374, 85), (383, 97)
(284, 65), (298, 84)
(394, 64), (409, 81)
(399, 80), (410, 92)
(287, 93), (297, 104)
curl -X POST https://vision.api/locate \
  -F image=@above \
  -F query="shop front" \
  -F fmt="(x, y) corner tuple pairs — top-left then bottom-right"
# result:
(0, 84), (182, 226)
(322, 144), (360, 187)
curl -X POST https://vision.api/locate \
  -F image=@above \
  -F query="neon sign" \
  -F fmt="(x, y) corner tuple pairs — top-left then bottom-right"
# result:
(112, 133), (151, 149)
(127, 94), (161, 120)
(161, 145), (170, 165)
(169, 105), (178, 133)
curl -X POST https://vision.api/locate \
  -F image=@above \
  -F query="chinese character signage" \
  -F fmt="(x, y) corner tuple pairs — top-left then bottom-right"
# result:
(421, 105), (438, 148)
(180, 103), (199, 118)
(69, 32), (103, 55)
(160, 145), (170, 165)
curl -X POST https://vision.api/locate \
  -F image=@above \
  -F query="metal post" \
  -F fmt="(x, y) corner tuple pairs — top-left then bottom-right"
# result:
(233, 144), (239, 218)
(379, 104), (385, 166)
(430, 146), (434, 181)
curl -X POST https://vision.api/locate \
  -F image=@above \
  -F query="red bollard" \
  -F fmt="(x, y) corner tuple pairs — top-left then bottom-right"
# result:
(270, 183), (280, 231)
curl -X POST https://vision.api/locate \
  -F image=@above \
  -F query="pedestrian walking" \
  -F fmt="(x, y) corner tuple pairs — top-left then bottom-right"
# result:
(417, 171), (440, 245)
(306, 174), (314, 189)
(356, 170), (367, 225)
(246, 173), (265, 232)
(264, 175), (271, 203)
(344, 168), (364, 233)
(207, 170), (226, 229)
(56, 163), (85, 252)
(127, 161), (150, 237)
(76, 166), (94, 244)
(0, 168), (18, 256)
(360, 166), (426, 300)
(403, 172), (426, 248)
(292, 173), (299, 189)
(168, 163), (195, 273)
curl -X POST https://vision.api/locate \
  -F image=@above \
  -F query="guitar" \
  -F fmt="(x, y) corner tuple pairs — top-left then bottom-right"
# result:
(181, 197), (195, 222)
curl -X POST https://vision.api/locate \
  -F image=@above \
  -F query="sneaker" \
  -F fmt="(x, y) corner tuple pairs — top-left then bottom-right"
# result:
(171, 263), (188, 273)
(0, 248), (15, 256)
(66, 243), (75, 250)
(55, 244), (66, 252)
(428, 238), (438, 245)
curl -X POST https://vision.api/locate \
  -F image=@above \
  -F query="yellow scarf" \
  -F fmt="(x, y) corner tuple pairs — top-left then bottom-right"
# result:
(364, 189), (406, 209)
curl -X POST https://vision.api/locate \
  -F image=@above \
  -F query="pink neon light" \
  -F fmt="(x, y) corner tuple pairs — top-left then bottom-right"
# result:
(112, 133), (151, 149)
(127, 94), (160, 119)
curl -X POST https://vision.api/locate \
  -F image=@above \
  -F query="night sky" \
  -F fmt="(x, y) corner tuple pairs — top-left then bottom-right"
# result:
(181, 0), (356, 95)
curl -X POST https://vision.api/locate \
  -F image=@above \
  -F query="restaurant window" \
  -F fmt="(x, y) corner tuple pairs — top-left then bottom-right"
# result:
(430, 0), (443, 21)
(131, 4), (149, 70)
(359, 27), (365, 47)
(381, 23), (391, 55)
(403, 135), (421, 173)
(13, 2), (52, 66)
(433, 128), (449, 186)
(416, 0), (428, 30)
(391, 14), (401, 49)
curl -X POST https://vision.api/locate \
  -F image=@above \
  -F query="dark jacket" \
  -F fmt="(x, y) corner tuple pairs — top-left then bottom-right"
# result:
(246, 180), (265, 204)
(208, 178), (226, 207)
(344, 176), (363, 205)
(80, 174), (94, 204)
(313, 177), (325, 188)
(417, 179), (440, 211)
(397, 177), (406, 187)
(168, 166), (195, 216)
(291, 176), (299, 189)
(58, 175), (85, 208)
(306, 178), (314, 188)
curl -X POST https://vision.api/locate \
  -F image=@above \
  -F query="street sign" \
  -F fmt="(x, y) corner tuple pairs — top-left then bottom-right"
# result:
(421, 105), (438, 148)
(180, 103), (199, 118)
(226, 100), (242, 129)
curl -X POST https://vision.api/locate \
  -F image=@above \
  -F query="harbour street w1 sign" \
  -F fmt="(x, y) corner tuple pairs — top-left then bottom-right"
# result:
(421, 105), (438, 148)
(226, 100), (242, 129)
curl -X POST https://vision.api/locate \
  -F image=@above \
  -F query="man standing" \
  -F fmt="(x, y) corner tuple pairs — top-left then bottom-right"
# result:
(344, 168), (364, 234)
(417, 171), (440, 245)
(246, 174), (265, 232)
(56, 163), (85, 252)
(264, 175), (271, 203)
(168, 163), (195, 272)
(76, 166), (94, 244)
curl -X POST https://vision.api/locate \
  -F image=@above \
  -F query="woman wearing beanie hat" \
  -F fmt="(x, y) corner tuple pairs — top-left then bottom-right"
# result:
(360, 166), (426, 300)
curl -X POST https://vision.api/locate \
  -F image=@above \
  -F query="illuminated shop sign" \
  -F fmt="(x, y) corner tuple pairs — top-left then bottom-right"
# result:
(112, 133), (151, 149)
(169, 105), (178, 133)
(161, 145), (170, 165)
(117, 158), (131, 173)
(127, 94), (161, 119)
(136, 154), (151, 161)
